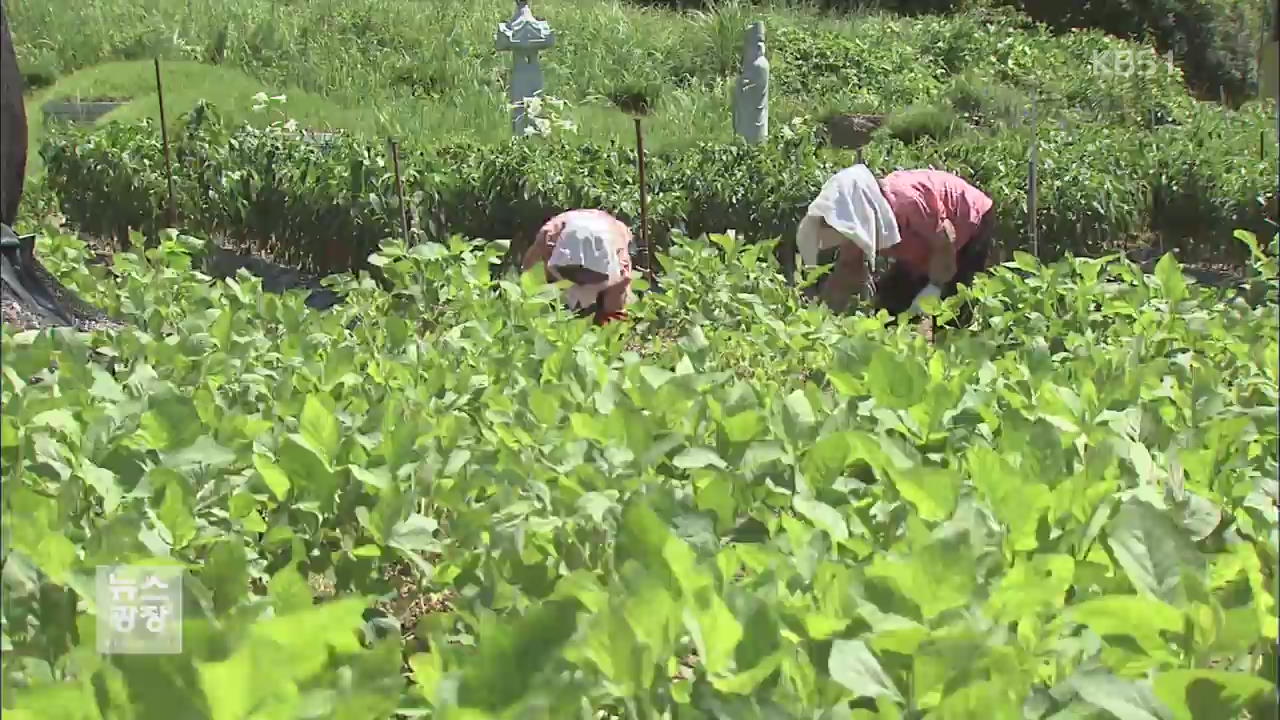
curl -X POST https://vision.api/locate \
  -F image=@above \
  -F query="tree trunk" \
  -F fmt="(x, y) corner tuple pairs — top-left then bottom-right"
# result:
(0, 0), (29, 226)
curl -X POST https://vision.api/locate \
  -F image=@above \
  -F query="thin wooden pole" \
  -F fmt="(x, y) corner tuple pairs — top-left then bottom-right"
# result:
(388, 138), (410, 244)
(633, 118), (653, 282)
(1027, 95), (1039, 259)
(154, 58), (177, 229)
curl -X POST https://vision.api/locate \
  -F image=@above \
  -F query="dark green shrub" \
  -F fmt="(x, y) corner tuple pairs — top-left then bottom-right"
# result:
(1010, 0), (1270, 102)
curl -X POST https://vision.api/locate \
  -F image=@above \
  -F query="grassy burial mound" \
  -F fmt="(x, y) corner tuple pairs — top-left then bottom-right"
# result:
(20, 60), (370, 178)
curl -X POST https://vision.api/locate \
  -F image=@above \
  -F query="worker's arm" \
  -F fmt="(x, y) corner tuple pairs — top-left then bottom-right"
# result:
(596, 239), (635, 315)
(819, 239), (870, 313)
(521, 216), (564, 275)
(597, 277), (630, 316)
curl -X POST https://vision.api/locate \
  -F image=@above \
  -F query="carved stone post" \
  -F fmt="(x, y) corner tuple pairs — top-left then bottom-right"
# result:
(495, 0), (556, 136)
(733, 21), (769, 144)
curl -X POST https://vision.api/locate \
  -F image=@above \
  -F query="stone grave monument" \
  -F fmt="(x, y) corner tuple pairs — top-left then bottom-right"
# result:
(495, 0), (557, 136)
(733, 21), (769, 144)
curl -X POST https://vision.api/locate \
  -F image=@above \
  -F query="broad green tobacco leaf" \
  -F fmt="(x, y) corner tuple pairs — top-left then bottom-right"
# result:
(710, 649), (786, 695)
(197, 598), (372, 718)
(550, 569), (608, 614)
(202, 539), (251, 617)
(867, 347), (928, 410)
(138, 393), (203, 450)
(1153, 254), (1187, 304)
(162, 435), (237, 472)
(5, 487), (78, 585)
(828, 639), (904, 704)
(912, 628), (1006, 709)
(966, 445), (1051, 552)
(268, 565), (314, 615)
(573, 590), (660, 695)
(1105, 498), (1207, 605)
(156, 479), (198, 549)
(863, 605), (930, 656)
(723, 408), (767, 443)
(887, 465), (958, 522)
(455, 599), (580, 711)
(1213, 543), (1279, 642)
(30, 409), (80, 442)
(783, 389), (817, 430)
(1066, 669), (1166, 720)
(988, 554), (1075, 623)
(253, 454), (291, 500)
(389, 514), (440, 551)
(794, 496), (849, 544)
(77, 461), (123, 513)
(6, 681), (103, 720)
(1066, 595), (1184, 658)
(800, 432), (854, 486)
(694, 473), (737, 532)
(686, 584), (743, 675)
(300, 393), (341, 463)
(674, 447), (728, 470)
(277, 433), (339, 510)
(930, 677), (1025, 719)
(866, 537), (976, 620)
(1152, 670), (1277, 720)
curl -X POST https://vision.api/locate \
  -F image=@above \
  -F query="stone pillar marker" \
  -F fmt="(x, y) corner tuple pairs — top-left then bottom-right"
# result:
(733, 21), (769, 144)
(495, 0), (556, 136)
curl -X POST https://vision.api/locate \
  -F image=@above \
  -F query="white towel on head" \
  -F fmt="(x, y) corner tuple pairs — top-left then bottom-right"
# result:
(548, 213), (622, 309)
(796, 164), (901, 271)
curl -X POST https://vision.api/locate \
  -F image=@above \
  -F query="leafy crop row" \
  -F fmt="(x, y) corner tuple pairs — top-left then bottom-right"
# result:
(41, 99), (1276, 276)
(2, 221), (1278, 718)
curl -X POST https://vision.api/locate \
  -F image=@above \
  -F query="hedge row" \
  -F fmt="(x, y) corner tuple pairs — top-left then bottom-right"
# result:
(42, 101), (1276, 276)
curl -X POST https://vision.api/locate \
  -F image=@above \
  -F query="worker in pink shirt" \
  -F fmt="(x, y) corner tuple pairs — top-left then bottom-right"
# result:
(521, 209), (634, 325)
(796, 164), (996, 318)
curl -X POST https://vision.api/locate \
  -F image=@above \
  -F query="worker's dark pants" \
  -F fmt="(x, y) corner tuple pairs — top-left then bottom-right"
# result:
(874, 210), (996, 324)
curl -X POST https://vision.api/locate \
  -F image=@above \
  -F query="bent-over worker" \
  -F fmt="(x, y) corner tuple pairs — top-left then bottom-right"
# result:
(521, 209), (634, 325)
(797, 165), (995, 318)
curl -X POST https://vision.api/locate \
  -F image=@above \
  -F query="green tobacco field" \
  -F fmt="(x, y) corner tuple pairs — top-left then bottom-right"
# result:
(2, 225), (1277, 717)
(3, 0), (1280, 717)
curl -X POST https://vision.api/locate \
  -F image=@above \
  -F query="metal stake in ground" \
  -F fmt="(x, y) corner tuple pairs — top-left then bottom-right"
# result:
(153, 58), (177, 229)
(388, 138), (410, 244)
(633, 117), (653, 283)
